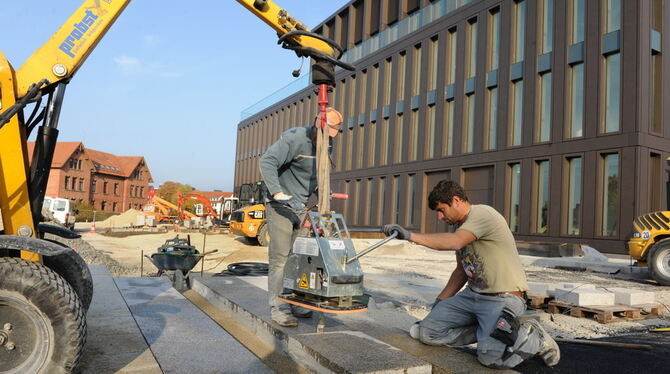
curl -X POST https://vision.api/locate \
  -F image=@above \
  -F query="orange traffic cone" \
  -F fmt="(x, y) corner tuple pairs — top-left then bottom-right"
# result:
(89, 222), (96, 233)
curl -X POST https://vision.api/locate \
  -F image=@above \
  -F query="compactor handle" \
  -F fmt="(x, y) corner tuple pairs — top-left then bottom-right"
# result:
(331, 193), (348, 200)
(345, 229), (398, 264)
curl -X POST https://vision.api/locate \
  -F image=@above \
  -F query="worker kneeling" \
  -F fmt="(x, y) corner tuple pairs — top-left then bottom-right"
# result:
(383, 180), (560, 369)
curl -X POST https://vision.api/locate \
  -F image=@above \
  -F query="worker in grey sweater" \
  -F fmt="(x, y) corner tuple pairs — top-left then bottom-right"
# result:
(259, 107), (343, 327)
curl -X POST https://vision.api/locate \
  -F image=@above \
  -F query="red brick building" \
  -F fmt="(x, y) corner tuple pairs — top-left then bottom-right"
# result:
(27, 142), (153, 213)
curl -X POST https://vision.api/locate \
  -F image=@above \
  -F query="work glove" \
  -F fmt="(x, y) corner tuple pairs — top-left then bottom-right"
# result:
(273, 192), (305, 211)
(382, 224), (411, 240)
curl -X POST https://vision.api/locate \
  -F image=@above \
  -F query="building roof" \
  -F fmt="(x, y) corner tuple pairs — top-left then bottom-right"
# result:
(26, 141), (83, 168)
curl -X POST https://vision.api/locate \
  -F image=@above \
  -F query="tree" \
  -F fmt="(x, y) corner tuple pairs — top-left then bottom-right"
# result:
(157, 181), (195, 205)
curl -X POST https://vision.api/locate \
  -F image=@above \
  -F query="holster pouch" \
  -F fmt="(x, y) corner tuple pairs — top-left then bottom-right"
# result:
(490, 310), (519, 347)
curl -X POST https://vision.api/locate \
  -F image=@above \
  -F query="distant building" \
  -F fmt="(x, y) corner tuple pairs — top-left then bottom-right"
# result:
(27, 142), (153, 212)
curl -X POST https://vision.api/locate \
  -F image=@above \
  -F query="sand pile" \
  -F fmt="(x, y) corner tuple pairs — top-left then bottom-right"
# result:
(95, 209), (144, 228)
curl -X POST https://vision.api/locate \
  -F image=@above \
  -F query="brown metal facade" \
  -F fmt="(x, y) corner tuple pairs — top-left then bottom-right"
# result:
(234, 0), (668, 254)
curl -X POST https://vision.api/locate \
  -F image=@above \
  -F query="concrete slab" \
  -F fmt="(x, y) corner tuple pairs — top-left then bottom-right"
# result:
(79, 265), (162, 373)
(554, 288), (615, 306)
(192, 274), (513, 374)
(527, 282), (559, 297)
(115, 277), (272, 374)
(607, 287), (656, 305)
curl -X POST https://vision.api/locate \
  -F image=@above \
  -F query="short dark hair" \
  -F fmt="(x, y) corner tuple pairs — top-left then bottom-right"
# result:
(428, 180), (469, 210)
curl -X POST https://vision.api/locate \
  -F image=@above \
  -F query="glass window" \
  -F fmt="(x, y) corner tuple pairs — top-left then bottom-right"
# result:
(535, 160), (550, 234)
(651, 52), (663, 134)
(509, 163), (521, 232)
(394, 114), (404, 163)
(397, 51), (406, 100)
(103, 181), (108, 194)
(568, 63), (584, 137)
(91, 179), (97, 193)
(571, 0), (585, 44)
(443, 99), (455, 156)
(383, 58), (392, 106)
(408, 174), (416, 226)
(71, 177), (77, 191)
(428, 36), (439, 90)
(447, 29), (457, 84)
(510, 80), (524, 146)
(466, 19), (478, 78)
(393, 175), (401, 224)
(489, 8), (500, 71)
(78, 178), (84, 192)
(412, 44), (422, 96)
(371, 64), (379, 107)
(64, 176), (70, 190)
(425, 105), (436, 159)
(537, 72), (552, 142)
(567, 157), (582, 235)
(464, 94), (475, 153)
(601, 153), (619, 236)
(603, 53), (621, 133)
(513, 0), (526, 63)
(368, 122), (377, 167)
(409, 110), (419, 161)
(539, 0), (554, 53)
(380, 118), (390, 165)
(486, 87), (498, 150)
(605, 0), (621, 33)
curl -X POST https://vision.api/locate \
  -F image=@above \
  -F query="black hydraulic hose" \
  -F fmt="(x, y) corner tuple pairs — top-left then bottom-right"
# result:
(0, 79), (49, 130)
(214, 262), (269, 277)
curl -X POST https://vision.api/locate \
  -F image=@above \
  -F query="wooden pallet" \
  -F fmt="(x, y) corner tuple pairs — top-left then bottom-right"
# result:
(633, 303), (665, 317)
(547, 300), (644, 324)
(526, 295), (554, 308)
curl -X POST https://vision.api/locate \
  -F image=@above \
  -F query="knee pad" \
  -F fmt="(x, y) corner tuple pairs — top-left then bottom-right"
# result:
(490, 310), (520, 347)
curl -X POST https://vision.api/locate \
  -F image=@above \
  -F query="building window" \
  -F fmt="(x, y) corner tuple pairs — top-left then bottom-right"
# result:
(568, 63), (584, 138)
(443, 99), (455, 156)
(534, 160), (550, 234)
(602, 53), (621, 133)
(566, 157), (582, 235)
(140, 187), (144, 198)
(537, 72), (552, 142)
(380, 118), (390, 165)
(605, 0), (621, 33)
(601, 153), (619, 236)
(365, 178), (373, 225)
(509, 163), (521, 232)
(488, 8), (500, 71)
(463, 94), (475, 153)
(371, 63), (379, 109)
(570, 0), (585, 44)
(367, 122), (377, 168)
(407, 174), (416, 226)
(383, 57), (392, 106)
(393, 175), (401, 224)
(103, 182), (108, 194)
(510, 80), (524, 146)
(394, 114), (404, 163)
(651, 50), (663, 134)
(64, 176), (70, 190)
(397, 51), (406, 101)
(538, 0), (554, 54)
(409, 110), (419, 161)
(101, 201), (106, 211)
(428, 36), (439, 91)
(425, 105), (436, 159)
(91, 179), (97, 193)
(78, 178), (84, 192)
(411, 43), (421, 97)
(378, 176), (387, 223)
(446, 28), (457, 85)
(513, 0), (526, 63)
(387, 0), (400, 25)
(71, 177), (77, 191)
(114, 183), (119, 196)
(466, 18), (477, 78)
(356, 125), (365, 169)
(485, 87), (498, 150)
(112, 202), (118, 212)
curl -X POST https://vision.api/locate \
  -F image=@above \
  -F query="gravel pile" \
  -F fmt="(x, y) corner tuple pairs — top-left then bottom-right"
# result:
(47, 235), (141, 277)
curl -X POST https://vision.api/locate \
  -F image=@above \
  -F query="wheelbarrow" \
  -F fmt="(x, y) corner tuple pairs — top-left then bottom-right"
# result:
(145, 236), (218, 291)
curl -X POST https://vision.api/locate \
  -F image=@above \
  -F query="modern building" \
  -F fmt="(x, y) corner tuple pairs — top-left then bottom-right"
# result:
(28, 142), (153, 213)
(234, 0), (667, 254)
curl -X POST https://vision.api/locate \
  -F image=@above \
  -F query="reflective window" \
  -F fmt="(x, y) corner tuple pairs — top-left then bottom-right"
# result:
(537, 72), (552, 142)
(466, 19), (478, 78)
(412, 44), (422, 96)
(428, 36), (439, 90)
(408, 174), (416, 226)
(539, 0), (553, 53)
(489, 8), (500, 71)
(509, 163), (521, 232)
(380, 118), (390, 165)
(513, 0), (526, 63)
(605, 0), (621, 33)
(409, 110), (419, 161)
(567, 157), (582, 235)
(447, 29), (457, 84)
(535, 160), (550, 234)
(443, 99), (455, 156)
(511, 80), (524, 146)
(464, 94), (475, 153)
(486, 87), (498, 150)
(568, 63), (584, 137)
(602, 153), (619, 236)
(603, 53), (621, 133)
(425, 105), (436, 158)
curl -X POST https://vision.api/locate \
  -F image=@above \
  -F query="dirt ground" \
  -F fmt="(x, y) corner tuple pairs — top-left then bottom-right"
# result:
(72, 225), (670, 341)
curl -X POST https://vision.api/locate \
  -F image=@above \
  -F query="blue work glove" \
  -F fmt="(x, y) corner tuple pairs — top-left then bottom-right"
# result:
(273, 192), (306, 211)
(382, 224), (411, 240)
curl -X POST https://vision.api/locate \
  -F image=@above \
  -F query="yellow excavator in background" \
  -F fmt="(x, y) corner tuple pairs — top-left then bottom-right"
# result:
(0, 0), (353, 371)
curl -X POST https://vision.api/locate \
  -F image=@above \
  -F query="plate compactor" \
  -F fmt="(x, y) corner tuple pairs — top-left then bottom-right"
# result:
(278, 212), (397, 332)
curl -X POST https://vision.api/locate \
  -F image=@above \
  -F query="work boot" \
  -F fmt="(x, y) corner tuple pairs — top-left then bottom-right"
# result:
(290, 304), (313, 318)
(409, 322), (420, 340)
(527, 320), (560, 367)
(271, 307), (298, 327)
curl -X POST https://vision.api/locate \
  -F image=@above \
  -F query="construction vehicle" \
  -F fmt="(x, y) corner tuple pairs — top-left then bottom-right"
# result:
(143, 195), (196, 223)
(0, 0), (352, 371)
(628, 212), (670, 286)
(177, 192), (221, 226)
(229, 182), (270, 245)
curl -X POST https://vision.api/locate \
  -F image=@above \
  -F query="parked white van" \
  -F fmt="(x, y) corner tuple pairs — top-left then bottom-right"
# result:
(42, 197), (76, 229)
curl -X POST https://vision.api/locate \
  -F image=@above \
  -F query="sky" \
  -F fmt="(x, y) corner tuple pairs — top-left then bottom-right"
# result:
(2, 1), (347, 191)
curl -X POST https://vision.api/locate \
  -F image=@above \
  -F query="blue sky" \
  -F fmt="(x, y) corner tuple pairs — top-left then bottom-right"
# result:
(2, 1), (347, 191)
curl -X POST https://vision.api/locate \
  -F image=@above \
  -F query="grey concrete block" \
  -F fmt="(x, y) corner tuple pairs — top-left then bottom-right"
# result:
(608, 288), (655, 305)
(555, 288), (615, 306)
(527, 282), (558, 297)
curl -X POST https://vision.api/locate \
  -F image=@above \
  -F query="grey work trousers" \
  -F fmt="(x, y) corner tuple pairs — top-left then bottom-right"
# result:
(415, 287), (542, 369)
(265, 202), (303, 309)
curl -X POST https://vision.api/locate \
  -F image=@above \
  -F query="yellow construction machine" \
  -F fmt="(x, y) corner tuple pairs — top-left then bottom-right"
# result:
(627, 212), (670, 285)
(0, 0), (352, 371)
(229, 181), (270, 245)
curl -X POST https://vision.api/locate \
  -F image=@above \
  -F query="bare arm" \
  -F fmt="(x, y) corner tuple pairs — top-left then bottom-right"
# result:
(409, 229), (476, 251)
(437, 252), (468, 300)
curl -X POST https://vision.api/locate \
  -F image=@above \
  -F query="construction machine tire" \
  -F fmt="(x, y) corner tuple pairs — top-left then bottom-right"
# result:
(42, 241), (93, 312)
(0, 257), (86, 374)
(648, 240), (670, 286)
(257, 223), (270, 247)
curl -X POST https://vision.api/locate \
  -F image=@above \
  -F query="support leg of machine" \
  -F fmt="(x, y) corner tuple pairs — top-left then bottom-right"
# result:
(316, 311), (326, 333)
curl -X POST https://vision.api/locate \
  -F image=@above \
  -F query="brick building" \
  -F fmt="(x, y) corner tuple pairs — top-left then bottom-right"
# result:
(27, 142), (153, 213)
